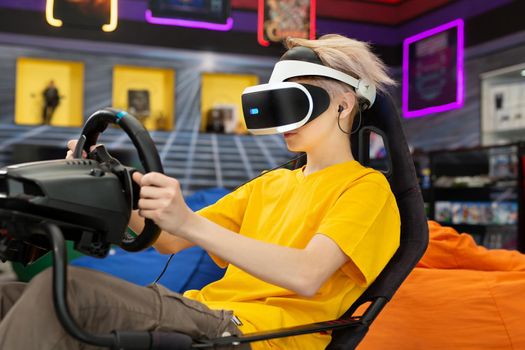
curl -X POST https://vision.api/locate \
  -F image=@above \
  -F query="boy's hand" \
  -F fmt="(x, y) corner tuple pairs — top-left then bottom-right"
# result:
(132, 172), (193, 237)
(65, 139), (96, 159)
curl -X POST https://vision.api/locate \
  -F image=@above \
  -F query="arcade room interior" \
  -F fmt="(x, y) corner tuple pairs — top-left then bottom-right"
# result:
(0, 1), (525, 349)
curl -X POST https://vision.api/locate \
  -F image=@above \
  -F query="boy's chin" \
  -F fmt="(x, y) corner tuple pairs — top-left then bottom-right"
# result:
(285, 143), (303, 153)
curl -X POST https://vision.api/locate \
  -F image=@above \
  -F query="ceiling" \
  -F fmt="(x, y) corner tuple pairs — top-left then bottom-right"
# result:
(231, 0), (455, 25)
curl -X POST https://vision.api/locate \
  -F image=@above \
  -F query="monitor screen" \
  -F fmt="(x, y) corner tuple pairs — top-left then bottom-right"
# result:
(148, 0), (230, 24)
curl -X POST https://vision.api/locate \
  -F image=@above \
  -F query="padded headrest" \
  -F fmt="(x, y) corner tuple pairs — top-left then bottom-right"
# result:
(280, 46), (324, 65)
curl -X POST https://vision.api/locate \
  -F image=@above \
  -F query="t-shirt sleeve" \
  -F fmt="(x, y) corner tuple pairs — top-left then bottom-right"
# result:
(196, 181), (253, 267)
(317, 178), (400, 286)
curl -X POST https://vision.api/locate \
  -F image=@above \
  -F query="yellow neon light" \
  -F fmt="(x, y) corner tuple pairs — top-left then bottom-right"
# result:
(102, 0), (119, 32)
(45, 0), (63, 27)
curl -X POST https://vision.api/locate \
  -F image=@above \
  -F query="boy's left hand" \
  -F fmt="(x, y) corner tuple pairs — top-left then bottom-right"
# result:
(132, 172), (193, 237)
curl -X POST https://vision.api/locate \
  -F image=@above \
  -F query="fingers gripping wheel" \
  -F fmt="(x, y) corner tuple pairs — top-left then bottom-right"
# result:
(73, 108), (164, 252)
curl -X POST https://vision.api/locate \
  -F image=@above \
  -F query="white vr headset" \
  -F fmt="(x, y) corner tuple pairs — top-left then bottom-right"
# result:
(241, 48), (377, 135)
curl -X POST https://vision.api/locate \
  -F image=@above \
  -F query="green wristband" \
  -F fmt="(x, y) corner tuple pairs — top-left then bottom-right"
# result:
(127, 227), (138, 238)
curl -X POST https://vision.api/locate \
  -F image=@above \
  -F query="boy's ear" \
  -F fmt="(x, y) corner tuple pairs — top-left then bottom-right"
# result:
(341, 91), (358, 113)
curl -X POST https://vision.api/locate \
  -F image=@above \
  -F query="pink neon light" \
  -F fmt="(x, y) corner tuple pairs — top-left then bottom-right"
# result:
(310, 0), (316, 40)
(257, 0), (269, 46)
(257, 0), (317, 47)
(402, 19), (464, 118)
(145, 9), (233, 31)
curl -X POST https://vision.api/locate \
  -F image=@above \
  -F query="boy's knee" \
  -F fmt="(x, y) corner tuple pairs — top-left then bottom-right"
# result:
(28, 267), (54, 291)
(28, 266), (88, 296)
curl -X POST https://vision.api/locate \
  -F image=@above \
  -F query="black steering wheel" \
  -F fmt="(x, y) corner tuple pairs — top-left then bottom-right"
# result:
(73, 107), (163, 252)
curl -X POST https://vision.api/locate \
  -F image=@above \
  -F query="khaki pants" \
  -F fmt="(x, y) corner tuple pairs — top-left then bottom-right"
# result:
(0, 267), (250, 350)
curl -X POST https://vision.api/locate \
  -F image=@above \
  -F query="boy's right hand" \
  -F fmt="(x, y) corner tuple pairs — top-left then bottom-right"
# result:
(66, 140), (98, 160)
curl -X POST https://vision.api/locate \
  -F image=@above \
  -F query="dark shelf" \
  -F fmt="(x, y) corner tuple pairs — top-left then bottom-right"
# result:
(428, 142), (525, 252)
(437, 223), (516, 229)
(434, 184), (517, 190)
(433, 187), (518, 201)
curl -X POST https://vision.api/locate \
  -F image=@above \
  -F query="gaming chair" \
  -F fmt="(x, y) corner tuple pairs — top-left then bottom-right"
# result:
(147, 92), (429, 350)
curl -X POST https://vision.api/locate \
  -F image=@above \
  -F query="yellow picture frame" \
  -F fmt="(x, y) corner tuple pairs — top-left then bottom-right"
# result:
(15, 57), (84, 127)
(112, 65), (175, 131)
(200, 73), (259, 134)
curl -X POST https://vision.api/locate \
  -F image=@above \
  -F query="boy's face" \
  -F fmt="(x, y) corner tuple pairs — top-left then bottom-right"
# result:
(282, 79), (354, 153)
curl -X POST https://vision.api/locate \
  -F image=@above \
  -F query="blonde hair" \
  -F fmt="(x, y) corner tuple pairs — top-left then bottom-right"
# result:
(285, 34), (396, 106)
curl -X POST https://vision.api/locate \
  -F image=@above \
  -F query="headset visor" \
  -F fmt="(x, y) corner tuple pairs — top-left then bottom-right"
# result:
(241, 82), (330, 135)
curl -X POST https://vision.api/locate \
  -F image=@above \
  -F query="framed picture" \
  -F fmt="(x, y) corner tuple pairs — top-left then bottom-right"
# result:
(127, 90), (151, 120)
(258, 0), (316, 47)
(112, 65), (175, 131)
(402, 19), (464, 118)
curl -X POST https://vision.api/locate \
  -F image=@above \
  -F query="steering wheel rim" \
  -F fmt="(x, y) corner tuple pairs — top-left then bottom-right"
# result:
(73, 107), (163, 252)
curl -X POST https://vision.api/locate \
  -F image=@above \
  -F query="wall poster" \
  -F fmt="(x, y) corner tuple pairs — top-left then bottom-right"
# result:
(258, 0), (316, 47)
(403, 19), (464, 118)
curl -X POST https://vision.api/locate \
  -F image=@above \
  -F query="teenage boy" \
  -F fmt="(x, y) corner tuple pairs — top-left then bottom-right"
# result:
(0, 34), (399, 350)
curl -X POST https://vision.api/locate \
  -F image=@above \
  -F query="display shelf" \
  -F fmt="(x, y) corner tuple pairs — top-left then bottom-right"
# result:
(436, 222), (518, 249)
(433, 187), (518, 202)
(429, 143), (525, 252)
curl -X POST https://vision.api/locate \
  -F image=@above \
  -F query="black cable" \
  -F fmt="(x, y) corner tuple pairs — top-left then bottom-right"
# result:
(337, 108), (362, 135)
(153, 253), (174, 284)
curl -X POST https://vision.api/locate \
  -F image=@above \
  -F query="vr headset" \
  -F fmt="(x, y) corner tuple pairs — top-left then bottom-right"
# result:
(241, 46), (377, 135)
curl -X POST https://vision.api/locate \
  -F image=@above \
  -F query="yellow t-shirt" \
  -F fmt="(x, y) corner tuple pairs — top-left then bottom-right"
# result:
(184, 160), (400, 349)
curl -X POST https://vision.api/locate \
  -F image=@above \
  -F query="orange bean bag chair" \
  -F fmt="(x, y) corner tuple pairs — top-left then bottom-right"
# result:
(359, 221), (525, 349)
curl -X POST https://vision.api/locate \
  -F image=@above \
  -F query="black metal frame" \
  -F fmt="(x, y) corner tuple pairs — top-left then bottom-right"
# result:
(43, 222), (152, 350)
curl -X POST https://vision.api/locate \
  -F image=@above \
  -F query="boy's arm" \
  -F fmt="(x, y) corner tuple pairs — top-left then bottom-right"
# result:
(181, 215), (349, 297)
(129, 209), (195, 254)
(133, 172), (349, 297)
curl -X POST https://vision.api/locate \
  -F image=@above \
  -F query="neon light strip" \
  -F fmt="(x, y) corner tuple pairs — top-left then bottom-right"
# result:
(257, 0), (270, 46)
(102, 0), (118, 32)
(45, 0), (62, 27)
(258, 0), (317, 46)
(402, 18), (464, 118)
(309, 0), (316, 40)
(145, 9), (233, 31)
(47, 0), (117, 32)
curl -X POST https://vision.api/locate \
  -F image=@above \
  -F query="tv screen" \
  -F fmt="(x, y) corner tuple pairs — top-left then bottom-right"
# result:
(148, 0), (230, 24)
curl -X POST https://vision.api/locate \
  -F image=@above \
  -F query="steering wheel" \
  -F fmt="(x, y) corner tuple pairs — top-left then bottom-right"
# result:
(73, 107), (163, 252)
